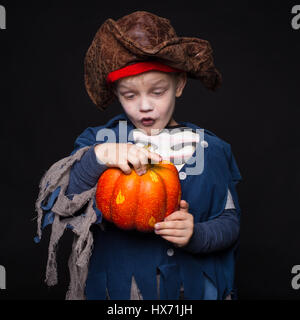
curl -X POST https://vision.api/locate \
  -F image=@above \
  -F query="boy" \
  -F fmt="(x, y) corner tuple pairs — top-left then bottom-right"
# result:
(35, 11), (242, 300)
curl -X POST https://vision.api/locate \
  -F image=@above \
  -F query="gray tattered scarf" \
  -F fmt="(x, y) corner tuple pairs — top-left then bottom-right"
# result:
(35, 146), (97, 299)
(35, 146), (167, 300)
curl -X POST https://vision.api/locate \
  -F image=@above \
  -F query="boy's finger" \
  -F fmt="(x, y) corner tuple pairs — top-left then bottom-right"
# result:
(127, 153), (146, 175)
(118, 163), (132, 175)
(155, 228), (184, 237)
(179, 200), (189, 212)
(163, 211), (188, 221)
(155, 220), (185, 230)
(137, 152), (150, 171)
(140, 148), (162, 164)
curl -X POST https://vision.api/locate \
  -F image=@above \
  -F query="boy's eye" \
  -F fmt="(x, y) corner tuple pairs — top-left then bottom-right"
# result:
(124, 94), (135, 100)
(122, 90), (165, 99)
(153, 90), (165, 96)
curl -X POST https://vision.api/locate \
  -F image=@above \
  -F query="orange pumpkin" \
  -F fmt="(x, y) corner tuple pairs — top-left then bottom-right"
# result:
(95, 160), (181, 232)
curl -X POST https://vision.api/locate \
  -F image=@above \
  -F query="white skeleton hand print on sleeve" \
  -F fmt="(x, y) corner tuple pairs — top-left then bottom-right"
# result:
(133, 126), (199, 171)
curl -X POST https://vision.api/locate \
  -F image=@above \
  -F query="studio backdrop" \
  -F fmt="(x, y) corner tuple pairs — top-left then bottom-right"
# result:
(0, 0), (299, 300)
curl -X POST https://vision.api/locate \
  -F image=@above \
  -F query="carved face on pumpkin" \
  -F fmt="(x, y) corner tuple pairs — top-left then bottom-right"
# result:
(113, 70), (187, 136)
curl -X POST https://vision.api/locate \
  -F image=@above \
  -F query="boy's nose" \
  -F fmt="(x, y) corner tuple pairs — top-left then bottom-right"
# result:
(138, 96), (154, 112)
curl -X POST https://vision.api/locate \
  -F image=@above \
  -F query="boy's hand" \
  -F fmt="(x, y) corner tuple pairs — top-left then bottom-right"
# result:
(154, 200), (194, 247)
(94, 143), (162, 176)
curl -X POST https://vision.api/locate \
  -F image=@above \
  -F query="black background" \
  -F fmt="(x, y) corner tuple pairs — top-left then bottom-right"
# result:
(0, 0), (299, 300)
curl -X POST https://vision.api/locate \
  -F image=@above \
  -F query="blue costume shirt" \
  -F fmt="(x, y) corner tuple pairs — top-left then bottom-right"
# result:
(39, 112), (242, 300)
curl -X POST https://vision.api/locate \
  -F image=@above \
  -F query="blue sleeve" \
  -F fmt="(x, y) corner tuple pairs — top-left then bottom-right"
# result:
(63, 128), (107, 225)
(182, 208), (239, 254)
(70, 127), (100, 155)
(66, 145), (107, 200)
(35, 128), (106, 241)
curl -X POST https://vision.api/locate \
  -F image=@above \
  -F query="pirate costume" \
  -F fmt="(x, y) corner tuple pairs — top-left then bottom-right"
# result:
(35, 11), (242, 300)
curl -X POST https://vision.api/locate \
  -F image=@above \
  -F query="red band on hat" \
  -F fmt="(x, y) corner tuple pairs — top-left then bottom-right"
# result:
(106, 61), (183, 83)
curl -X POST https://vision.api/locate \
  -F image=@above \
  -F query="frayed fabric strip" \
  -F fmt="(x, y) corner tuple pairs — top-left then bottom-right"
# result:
(35, 146), (99, 300)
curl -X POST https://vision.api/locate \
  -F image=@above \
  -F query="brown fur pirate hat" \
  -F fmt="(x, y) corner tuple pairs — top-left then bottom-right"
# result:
(84, 10), (222, 111)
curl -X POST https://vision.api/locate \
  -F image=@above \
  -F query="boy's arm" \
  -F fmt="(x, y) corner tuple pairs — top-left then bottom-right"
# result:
(65, 138), (240, 253)
(181, 208), (240, 254)
(65, 145), (107, 200)
(36, 127), (105, 234)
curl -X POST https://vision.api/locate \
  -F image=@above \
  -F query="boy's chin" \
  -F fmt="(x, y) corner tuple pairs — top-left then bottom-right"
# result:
(137, 125), (163, 136)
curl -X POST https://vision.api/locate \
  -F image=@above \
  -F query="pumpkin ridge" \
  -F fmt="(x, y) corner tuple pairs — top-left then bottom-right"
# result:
(133, 173), (141, 229)
(150, 167), (168, 217)
(109, 171), (123, 221)
(152, 164), (180, 216)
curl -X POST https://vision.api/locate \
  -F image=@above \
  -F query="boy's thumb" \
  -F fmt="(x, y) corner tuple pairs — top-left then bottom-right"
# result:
(179, 200), (189, 212)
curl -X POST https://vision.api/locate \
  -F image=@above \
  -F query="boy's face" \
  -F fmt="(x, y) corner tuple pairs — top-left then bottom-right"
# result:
(114, 71), (187, 135)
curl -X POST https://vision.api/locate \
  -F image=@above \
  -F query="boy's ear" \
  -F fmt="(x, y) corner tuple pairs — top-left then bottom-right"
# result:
(175, 72), (187, 98)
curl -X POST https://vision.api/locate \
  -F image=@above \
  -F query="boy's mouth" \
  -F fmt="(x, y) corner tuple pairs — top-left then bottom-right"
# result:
(141, 118), (155, 126)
